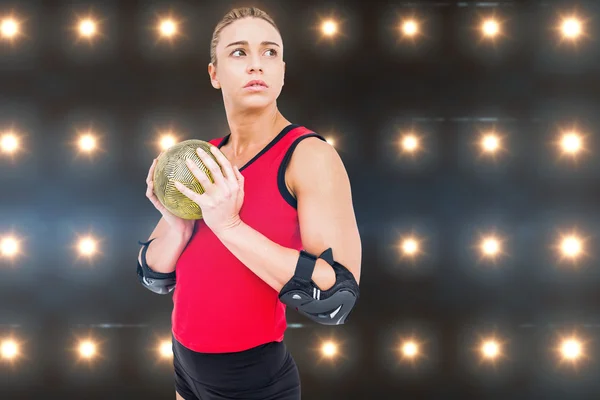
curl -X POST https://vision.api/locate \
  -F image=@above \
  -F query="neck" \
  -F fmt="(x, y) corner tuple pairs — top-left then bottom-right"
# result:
(224, 102), (290, 156)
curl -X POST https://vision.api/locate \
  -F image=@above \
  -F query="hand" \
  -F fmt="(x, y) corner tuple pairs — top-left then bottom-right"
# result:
(173, 145), (245, 236)
(146, 156), (195, 236)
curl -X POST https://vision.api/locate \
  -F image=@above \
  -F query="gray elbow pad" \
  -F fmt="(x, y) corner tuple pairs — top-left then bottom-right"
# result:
(137, 238), (176, 295)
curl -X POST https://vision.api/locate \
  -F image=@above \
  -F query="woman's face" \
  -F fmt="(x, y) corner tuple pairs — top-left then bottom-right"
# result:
(209, 18), (285, 111)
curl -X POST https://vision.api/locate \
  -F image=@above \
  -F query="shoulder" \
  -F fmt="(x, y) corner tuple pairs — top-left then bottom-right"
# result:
(292, 134), (334, 165)
(287, 134), (345, 195)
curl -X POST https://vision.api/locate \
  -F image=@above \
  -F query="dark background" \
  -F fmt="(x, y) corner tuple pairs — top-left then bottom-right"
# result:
(1, 0), (600, 398)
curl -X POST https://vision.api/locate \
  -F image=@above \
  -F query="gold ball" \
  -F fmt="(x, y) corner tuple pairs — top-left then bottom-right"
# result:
(153, 139), (223, 220)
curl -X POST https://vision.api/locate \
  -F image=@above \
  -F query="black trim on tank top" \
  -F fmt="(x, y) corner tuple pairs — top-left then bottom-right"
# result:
(217, 123), (300, 172)
(277, 133), (327, 209)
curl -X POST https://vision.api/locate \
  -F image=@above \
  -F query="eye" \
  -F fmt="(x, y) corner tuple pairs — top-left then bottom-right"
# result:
(231, 48), (246, 57)
(265, 48), (278, 57)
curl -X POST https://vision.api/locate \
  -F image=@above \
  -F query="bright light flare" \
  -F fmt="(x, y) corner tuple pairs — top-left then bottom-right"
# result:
(399, 236), (421, 258)
(159, 18), (178, 38)
(482, 19), (500, 38)
(481, 339), (500, 359)
(0, 17), (20, 40)
(71, 128), (105, 159)
(561, 338), (582, 360)
(399, 338), (421, 361)
(77, 236), (99, 258)
(559, 234), (584, 260)
(1, 339), (19, 360)
(321, 340), (338, 358)
(71, 334), (107, 364)
(325, 136), (336, 147)
(0, 235), (21, 259)
(313, 337), (347, 364)
(78, 18), (97, 38)
(399, 133), (420, 154)
(70, 13), (105, 44)
(159, 132), (178, 151)
(480, 236), (500, 257)
(473, 334), (507, 365)
(553, 127), (590, 162)
(474, 130), (507, 160)
(561, 17), (582, 39)
(560, 132), (583, 155)
(401, 19), (419, 37)
(78, 340), (97, 359)
(158, 339), (172, 359)
(0, 131), (20, 154)
(553, 230), (589, 265)
(481, 133), (500, 153)
(321, 19), (338, 37)
(472, 231), (507, 264)
(554, 333), (589, 368)
(78, 133), (98, 153)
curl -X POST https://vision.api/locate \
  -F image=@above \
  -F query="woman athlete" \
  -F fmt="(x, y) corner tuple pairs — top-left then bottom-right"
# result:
(139, 7), (361, 400)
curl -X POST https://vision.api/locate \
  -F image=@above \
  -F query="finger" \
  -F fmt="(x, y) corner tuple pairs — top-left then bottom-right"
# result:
(146, 183), (154, 199)
(194, 149), (227, 185)
(173, 180), (204, 204)
(146, 159), (157, 184)
(146, 158), (167, 213)
(145, 181), (167, 213)
(146, 184), (162, 209)
(208, 146), (236, 183)
(148, 194), (166, 213)
(146, 171), (156, 197)
(233, 165), (244, 185)
(185, 158), (215, 192)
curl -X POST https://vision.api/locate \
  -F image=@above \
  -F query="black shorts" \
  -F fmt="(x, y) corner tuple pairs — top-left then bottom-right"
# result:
(173, 335), (301, 400)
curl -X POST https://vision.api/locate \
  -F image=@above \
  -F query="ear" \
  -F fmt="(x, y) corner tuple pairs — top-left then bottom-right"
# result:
(208, 63), (221, 89)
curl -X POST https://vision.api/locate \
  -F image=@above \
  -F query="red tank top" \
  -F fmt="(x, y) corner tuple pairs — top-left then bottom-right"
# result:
(171, 124), (325, 353)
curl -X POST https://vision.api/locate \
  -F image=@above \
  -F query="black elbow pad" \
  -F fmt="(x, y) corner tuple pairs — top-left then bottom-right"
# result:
(279, 248), (359, 325)
(137, 239), (176, 295)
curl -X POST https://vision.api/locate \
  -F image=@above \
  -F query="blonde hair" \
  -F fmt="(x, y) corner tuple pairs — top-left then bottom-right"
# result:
(210, 7), (280, 66)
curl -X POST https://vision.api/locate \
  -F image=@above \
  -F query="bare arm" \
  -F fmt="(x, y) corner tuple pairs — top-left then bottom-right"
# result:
(215, 137), (361, 291)
(138, 217), (194, 274)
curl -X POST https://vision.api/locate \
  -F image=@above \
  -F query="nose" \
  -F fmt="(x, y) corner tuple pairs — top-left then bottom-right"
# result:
(247, 53), (263, 73)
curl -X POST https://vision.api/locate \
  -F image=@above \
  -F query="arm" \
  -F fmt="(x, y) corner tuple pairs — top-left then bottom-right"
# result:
(215, 137), (361, 292)
(138, 217), (193, 274)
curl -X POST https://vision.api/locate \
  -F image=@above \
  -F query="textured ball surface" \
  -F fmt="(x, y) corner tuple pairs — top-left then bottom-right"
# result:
(153, 139), (223, 220)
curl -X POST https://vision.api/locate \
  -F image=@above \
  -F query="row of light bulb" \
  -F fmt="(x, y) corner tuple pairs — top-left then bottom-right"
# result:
(395, 335), (587, 365)
(0, 234), (102, 261)
(0, 334), (588, 366)
(0, 336), (176, 363)
(0, 230), (588, 266)
(397, 130), (587, 157)
(0, 13), (587, 43)
(393, 15), (585, 41)
(0, 130), (336, 157)
(399, 232), (586, 264)
(1, 15), (180, 42)
(0, 129), (589, 159)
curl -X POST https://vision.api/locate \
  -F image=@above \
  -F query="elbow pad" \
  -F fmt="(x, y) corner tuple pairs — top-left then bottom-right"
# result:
(137, 238), (176, 295)
(278, 248), (359, 325)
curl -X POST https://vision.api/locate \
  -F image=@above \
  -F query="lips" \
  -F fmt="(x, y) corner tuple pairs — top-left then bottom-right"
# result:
(244, 80), (268, 88)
